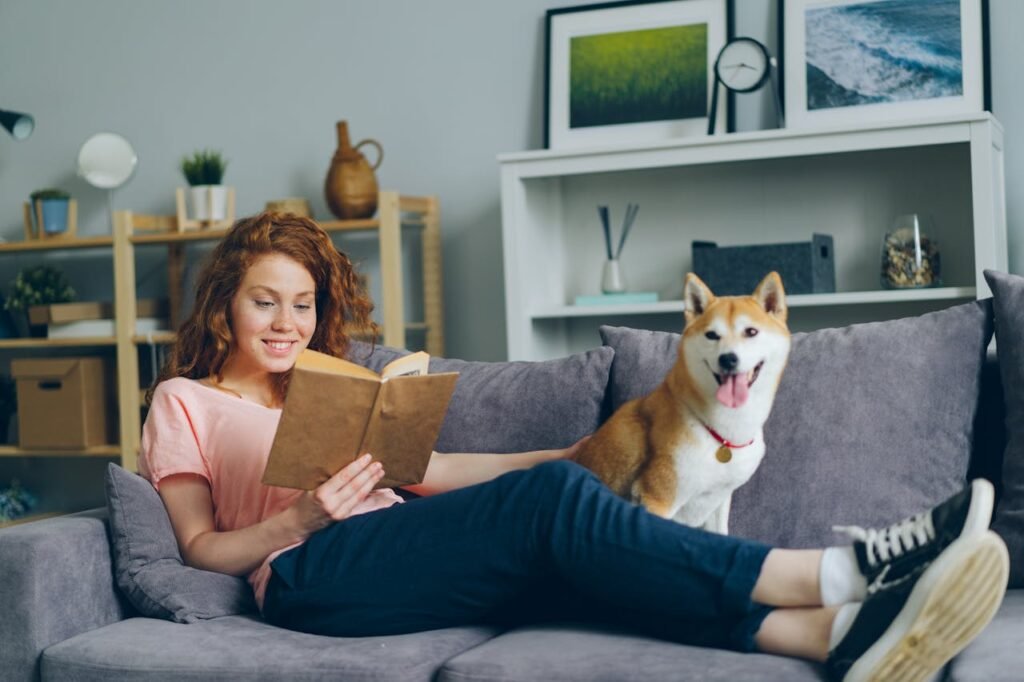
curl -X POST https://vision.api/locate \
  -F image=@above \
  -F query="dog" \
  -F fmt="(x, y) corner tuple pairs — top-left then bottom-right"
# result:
(575, 272), (790, 534)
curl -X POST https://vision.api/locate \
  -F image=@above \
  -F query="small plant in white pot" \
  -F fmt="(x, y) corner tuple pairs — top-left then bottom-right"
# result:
(180, 149), (229, 221)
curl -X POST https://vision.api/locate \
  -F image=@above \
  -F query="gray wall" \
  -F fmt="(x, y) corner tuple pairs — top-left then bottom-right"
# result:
(0, 0), (1020, 361)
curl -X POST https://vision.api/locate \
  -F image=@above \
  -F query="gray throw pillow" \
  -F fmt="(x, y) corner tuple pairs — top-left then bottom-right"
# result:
(600, 298), (993, 549)
(983, 270), (1024, 586)
(104, 463), (257, 623)
(348, 342), (614, 453)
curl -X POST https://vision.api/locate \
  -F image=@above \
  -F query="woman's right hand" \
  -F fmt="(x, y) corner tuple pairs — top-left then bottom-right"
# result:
(289, 453), (385, 537)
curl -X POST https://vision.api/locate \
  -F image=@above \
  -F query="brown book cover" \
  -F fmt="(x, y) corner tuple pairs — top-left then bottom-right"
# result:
(262, 349), (458, 490)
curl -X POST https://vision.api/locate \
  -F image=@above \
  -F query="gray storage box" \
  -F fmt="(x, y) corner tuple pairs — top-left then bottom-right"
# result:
(692, 233), (835, 295)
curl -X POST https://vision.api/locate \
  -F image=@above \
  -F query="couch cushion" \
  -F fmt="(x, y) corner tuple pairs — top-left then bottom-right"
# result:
(943, 589), (1024, 681)
(436, 623), (823, 681)
(348, 342), (614, 453)
(41, 614), (499, 682)
(600, 299), (994, 549)
(983, 270), (1024, 586)
(105, 463), (257, 623)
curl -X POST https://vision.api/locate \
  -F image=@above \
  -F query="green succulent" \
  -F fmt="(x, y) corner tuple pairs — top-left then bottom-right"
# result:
(29, 188), (70, 201)
(3, 264), (76, 312)
(0, 480), (36, 522)
(180, 149), (228, 186)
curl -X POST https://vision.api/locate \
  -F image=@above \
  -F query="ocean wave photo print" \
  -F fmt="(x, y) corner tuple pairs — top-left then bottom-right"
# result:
(783, 0), (988, 130)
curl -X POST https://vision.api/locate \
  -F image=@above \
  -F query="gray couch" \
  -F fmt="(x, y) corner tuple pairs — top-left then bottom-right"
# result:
(4, 288), (1024, 681)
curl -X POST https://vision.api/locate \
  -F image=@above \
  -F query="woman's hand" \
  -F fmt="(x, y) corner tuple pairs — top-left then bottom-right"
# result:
(289, 453), (385, 537)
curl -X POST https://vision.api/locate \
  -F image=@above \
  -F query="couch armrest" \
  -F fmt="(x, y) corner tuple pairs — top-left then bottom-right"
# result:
(0, 509), (129, 682)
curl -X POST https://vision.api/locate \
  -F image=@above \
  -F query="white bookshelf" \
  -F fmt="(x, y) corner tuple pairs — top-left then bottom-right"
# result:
(499, 113), (1006, 360)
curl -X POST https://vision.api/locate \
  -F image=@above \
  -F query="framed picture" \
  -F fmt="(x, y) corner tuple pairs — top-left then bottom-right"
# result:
(782, 0), (989, 130)
(544, 0), (727, 150)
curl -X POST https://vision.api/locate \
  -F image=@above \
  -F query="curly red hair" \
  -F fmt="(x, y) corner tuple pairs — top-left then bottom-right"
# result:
(150, 211), (378, 404)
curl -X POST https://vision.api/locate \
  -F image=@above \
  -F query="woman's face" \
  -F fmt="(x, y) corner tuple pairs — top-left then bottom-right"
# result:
(226, 253), (317, 378)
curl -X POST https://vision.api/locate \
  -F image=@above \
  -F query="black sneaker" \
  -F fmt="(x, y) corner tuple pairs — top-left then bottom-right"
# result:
(826, 529), (1008, 682)
(833, 478), (995, 595)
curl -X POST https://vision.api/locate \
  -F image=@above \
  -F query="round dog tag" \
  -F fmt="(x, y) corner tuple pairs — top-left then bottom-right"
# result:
(715, 446), (732, 464)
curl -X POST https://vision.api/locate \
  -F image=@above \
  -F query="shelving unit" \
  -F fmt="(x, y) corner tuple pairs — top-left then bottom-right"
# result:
(0, 190), (443, 521)
(499, 113), (1007, 360)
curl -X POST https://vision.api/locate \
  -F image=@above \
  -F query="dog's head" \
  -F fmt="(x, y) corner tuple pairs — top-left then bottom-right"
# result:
(679, 272), (791, 410)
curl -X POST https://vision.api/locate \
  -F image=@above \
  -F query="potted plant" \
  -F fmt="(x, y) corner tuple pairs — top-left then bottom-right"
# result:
(29, 188), (71, 235)
(180, 149), (229, 221)
(0, 479), (37, 523)
(3, 264), (76, 337)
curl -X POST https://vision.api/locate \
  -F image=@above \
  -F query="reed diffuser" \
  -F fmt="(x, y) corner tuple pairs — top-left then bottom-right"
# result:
(597, 203), (640, 294)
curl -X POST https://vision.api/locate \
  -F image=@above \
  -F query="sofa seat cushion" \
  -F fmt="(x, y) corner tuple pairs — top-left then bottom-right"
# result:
(436, 623), (823, 682)
(943, 589), (1024, 681)
(41, 615), (500, 682)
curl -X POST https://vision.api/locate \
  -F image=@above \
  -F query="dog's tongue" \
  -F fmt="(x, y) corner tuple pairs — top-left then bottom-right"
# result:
(717, 373), (749, 408)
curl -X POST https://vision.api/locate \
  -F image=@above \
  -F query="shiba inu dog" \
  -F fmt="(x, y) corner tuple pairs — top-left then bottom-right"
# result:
(576, 272), (791, 534)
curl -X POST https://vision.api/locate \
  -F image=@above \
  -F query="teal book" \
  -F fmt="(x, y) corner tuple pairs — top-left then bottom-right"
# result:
(573, 292), (659, 306)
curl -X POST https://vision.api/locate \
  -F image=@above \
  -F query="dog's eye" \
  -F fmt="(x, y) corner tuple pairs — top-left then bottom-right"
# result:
(744, 328), (759, 338)
(705, 331), (720, 341)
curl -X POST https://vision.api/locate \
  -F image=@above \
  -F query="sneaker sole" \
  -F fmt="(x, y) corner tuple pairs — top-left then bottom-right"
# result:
(844, 530), (1009, 682)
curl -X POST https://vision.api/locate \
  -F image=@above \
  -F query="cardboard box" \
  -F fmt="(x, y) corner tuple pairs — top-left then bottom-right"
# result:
(11, 357), (112, 449)
(692, 234), (836, 296)
(28, 299), (168, 325)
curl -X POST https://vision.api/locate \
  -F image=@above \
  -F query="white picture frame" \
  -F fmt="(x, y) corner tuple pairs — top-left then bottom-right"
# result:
(545, 0), (727, 150)
(783, 0), (988, 130)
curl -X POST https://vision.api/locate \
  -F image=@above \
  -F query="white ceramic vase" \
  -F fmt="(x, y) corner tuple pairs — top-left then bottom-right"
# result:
(601, 259), (626, 294)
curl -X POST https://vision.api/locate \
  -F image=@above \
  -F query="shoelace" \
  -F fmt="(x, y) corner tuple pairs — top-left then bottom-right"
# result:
(833, 512), (936, 568)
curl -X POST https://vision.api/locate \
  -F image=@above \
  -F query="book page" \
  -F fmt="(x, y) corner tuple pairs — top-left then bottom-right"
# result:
(296, 348), (380, 381)
(381, 351), (430, 379)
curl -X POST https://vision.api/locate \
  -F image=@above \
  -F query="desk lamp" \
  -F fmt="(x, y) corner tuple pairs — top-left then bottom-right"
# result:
(0, 109), (34, 140)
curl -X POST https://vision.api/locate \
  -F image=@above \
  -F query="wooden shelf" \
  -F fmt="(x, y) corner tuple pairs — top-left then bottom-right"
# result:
(0, 336), (117, 349)
(0, 235), (114, 253)
(0, 445), (120, 457)
(130, 229), (232, 245)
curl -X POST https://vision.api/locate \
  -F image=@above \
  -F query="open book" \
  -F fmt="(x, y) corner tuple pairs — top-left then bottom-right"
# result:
(262, 349), (459, 490)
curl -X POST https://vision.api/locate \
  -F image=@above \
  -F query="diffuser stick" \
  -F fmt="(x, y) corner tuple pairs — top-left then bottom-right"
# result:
(598, 205), (613, 260)
(615, 203), (639, 259)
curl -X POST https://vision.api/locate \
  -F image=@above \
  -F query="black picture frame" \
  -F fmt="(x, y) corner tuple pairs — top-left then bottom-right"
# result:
(543, 0), (729, 149)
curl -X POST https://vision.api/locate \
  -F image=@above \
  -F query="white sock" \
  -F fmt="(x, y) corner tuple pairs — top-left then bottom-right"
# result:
(829, 602), (862, 650)
(820, 546), (867, 606)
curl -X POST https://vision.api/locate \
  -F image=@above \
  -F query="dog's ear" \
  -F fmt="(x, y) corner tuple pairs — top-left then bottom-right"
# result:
(684, 273), (715, 325)
(753, 271), (787, 322)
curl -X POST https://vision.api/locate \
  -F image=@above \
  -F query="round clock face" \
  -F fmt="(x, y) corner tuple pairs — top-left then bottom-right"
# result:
(714, 38), (770, 93)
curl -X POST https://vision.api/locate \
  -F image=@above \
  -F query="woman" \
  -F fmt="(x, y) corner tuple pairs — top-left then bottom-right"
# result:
(141, 212), (1008, 682)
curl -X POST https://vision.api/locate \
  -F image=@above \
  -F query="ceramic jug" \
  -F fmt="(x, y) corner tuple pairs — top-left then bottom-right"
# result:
(324, 121), (383, 220)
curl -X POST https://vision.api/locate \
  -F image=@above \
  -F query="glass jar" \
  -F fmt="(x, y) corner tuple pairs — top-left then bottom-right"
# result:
(880, 214), (941, 289)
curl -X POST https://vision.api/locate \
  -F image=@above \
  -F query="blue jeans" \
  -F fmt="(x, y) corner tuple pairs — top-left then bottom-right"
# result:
(263, 460), (773, 652)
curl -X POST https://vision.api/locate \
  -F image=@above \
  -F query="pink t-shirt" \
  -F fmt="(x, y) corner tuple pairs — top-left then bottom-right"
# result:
(139, 377), (404, 609)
